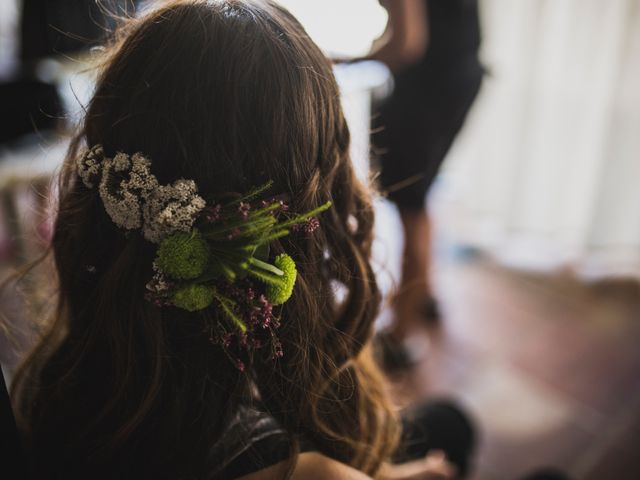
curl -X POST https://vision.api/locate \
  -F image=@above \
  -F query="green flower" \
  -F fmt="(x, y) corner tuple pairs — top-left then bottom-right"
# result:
(172, 284), (214, 312)
(265, 253), (297, 305)
(156, 231), (209, 280)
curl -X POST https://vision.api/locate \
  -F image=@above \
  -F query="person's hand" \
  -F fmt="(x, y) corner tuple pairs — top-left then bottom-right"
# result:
(380, 450), (457, 480)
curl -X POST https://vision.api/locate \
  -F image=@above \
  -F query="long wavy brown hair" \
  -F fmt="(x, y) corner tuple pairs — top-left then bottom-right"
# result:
(11, 1), (399, 478)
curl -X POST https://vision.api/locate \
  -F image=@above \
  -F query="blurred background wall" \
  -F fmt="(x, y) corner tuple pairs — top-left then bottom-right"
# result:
(281, 0), (640, 281)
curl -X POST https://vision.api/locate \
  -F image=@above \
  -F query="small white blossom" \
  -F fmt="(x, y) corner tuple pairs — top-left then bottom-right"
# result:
(112, 152), (131, 171)
(99, 157), (144, 230)
(146, 262), (171, 293)
(119, 152), (159, 198)
(142, 179), (206, 243)
(76, 144), (104, 188)
(98, 151), (161, 231)
(81, 144), (206, 243)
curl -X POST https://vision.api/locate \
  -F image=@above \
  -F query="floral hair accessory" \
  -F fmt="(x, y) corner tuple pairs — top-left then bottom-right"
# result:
(78, 146), (206, 240)
(77, 144), (331, 370)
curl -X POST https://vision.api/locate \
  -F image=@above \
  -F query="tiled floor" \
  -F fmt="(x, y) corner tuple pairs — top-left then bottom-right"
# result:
(374, 201), (640, 480)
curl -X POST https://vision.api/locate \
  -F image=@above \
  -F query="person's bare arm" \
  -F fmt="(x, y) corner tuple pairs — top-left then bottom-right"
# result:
(379, 450), (457, 480)
(368, 0), (429, 73)
(237, 450), (456, 480)
(236, 452), (372, 480)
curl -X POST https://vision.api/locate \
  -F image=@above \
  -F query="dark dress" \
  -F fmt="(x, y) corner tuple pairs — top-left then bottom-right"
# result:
(208, 406), (294, 478)
(212, 401), (476, 479)
(372, 0), (484, 210)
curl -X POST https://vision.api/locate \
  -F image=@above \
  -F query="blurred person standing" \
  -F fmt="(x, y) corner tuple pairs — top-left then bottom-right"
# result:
(368, 0), (484, 368)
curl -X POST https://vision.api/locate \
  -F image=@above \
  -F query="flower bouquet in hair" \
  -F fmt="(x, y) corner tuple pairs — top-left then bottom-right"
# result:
(77, 145), (331, 369)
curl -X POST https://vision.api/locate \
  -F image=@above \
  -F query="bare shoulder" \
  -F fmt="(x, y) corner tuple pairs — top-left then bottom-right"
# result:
(236, 452), (372, 480)
(292, 453), (372, 480)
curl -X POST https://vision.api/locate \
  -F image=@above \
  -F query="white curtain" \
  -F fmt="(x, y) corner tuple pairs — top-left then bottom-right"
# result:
(0, 0), (18, 80)
(436, 0), (640, 278)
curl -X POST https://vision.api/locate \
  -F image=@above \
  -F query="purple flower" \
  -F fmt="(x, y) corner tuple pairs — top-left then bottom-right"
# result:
(205, 204), (222, 222)
(221, 333), (233, 348)
(238, 201), (251, 220)
(226, 227), (241, 240)
(304, 217), (320, 233)
(258, 295), (274, 328)
(235, 359), (246, 372)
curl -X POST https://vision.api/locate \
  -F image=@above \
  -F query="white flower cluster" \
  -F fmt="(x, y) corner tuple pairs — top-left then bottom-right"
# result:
(78, 144), (206, 243)
(142, 179), (207, 243)
(146, 262), (171, 294)
(76, 144), (104, 188)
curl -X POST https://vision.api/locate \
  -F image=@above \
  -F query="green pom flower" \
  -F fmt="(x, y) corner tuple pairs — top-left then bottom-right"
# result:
(156, 231), (209, 280)
(172, 284), (214, 312)
(266, 253), (297, 305)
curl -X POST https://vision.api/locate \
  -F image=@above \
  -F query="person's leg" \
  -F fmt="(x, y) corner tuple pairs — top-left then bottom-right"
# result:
(388, 207), (433, 341)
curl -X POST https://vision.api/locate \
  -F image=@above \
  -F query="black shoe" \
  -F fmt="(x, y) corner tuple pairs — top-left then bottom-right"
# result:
(420, 297), (441, 323)
(373, 331), (415, 371)
(520, 469), (572, 480)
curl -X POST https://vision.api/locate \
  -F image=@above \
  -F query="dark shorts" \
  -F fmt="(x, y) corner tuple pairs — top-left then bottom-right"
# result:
(372, 63), (483, 210)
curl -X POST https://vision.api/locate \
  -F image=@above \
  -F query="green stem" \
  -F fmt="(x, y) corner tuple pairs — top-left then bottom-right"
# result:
(245, 202), (282, 219)
(226, 181), (274, 206)
(278, 201), (332, 229)
(247, 267), (283, 287)
(249, 257), (284, 276)
(235, 217), (277, 238)
(257, 230), (290, 244)
(201, 205), (279, 238)
(220, 262), (237, 281)
(212, 290), (247, 333)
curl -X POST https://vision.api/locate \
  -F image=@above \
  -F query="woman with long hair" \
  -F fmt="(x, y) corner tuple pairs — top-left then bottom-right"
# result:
(9, 1), (470, 478)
